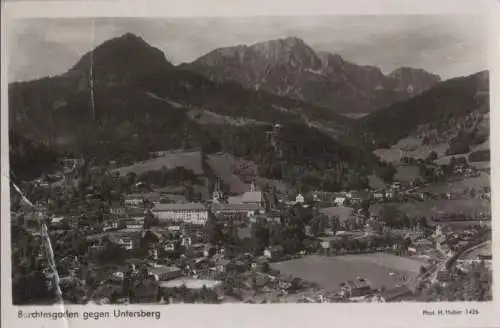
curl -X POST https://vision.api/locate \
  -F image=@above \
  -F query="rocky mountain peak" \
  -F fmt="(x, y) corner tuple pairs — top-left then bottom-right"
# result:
(317, 51), (345, 68)
(250, 37), (321, 69)
(184, 37), (443, 114)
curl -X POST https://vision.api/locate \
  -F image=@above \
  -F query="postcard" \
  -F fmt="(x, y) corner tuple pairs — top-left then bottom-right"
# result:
(1, 1), (499, 327)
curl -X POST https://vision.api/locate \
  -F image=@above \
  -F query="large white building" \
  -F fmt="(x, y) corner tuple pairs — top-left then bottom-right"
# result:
(152, 203), (208, 225)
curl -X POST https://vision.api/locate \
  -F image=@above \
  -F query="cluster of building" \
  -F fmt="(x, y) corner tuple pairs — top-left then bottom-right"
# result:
(112, 180), (266, 229)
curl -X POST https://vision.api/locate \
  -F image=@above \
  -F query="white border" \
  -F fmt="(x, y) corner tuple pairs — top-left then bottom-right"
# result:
(2, 1), (500, 328)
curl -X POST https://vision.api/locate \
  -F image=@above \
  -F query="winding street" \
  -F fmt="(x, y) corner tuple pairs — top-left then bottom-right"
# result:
(429, 239), (490, 283)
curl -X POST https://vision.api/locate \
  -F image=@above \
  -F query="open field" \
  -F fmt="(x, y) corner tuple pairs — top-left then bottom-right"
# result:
(395, 199), (490, 217)
(341, 113), (369, 119)
(373, 148), (403, 164)
(406, 143), (449, 159)
(374, 137), (449, 164)
(270, 254), (422, 292)
(187, 109), (267, 126)
(420, 174), (490, 194)
(112, 150), (203, 176)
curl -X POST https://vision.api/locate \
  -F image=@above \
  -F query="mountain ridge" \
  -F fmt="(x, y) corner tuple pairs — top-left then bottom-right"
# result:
(182, 36), (441, 114)
(356, 70), (489, 149)
(8, 33), (488, 191)
(8, 33), (352, 153)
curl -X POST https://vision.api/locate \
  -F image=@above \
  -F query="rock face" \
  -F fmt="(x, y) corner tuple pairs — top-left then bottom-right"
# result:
(182, 37), (441, 114)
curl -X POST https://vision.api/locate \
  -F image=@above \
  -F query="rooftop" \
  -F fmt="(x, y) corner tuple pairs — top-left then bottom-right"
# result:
(213, 203), (262, 212)
(241, 191), (262, 204)
(126, 192), (161, 200)
(153, 203), (207, 212)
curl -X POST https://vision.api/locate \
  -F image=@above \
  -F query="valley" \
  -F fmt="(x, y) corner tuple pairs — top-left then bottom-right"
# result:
(8, 32), (491, 306)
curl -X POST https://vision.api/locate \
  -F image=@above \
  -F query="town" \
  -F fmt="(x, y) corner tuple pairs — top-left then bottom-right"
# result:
(11, 140), (492, 305)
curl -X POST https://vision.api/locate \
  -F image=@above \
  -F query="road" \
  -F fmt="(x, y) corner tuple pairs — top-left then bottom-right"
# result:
(456, 240), (490, 261)
(429, 239), (490, 283)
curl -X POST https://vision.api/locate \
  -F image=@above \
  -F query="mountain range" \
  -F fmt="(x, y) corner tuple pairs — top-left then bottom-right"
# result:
(9, 33), (368, 184)
(8, 33), (489, 188)
(8, 33), (349, 146)
(181, 37), (441, 114)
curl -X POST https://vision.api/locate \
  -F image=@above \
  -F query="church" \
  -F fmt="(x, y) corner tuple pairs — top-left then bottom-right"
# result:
(211, 180), (265, 220)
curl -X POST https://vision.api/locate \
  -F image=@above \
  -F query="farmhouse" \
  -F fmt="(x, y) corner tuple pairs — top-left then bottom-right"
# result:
(152, 203), (208, 225)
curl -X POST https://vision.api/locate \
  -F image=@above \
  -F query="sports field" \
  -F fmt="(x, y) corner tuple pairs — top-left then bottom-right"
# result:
(270, 254), (421, 292)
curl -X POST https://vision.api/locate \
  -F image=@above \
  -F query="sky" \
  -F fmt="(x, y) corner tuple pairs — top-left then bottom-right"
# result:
(6, 15), (491, 82)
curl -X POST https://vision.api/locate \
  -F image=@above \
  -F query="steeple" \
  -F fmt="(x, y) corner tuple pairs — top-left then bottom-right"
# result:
(212, 178), (223, 203)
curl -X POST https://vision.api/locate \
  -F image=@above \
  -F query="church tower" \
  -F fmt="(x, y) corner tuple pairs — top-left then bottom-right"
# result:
(212, 178), (223, 203)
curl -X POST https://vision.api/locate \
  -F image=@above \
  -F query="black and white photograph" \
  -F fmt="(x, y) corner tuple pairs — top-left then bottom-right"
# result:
(4, 6), (495, 311)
